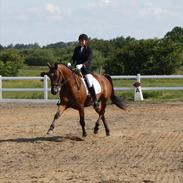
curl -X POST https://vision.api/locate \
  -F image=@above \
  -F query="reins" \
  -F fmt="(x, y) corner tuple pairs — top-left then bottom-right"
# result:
(59, 68), (81, 89)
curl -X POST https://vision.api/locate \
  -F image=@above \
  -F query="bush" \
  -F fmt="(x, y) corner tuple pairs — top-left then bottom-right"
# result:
(0, 49), (24, 76)
(25, 49), (56, 66)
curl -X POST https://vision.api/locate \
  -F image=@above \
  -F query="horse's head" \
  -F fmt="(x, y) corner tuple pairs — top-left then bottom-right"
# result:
(41, 63), (63, 95)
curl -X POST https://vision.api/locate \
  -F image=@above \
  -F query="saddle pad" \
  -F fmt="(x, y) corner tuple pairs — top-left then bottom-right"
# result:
(81, 76), (101, 95)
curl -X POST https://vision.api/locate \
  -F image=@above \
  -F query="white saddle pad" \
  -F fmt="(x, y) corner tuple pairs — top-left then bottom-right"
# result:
(81, 76), (101, 95)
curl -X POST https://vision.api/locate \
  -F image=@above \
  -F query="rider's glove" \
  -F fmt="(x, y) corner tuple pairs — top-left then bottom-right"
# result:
(76, 64), (83, 70)
(67, 62), (71, 67)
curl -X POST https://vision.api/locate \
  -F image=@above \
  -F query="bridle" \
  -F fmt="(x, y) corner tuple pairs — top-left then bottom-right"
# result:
(50, 66), (81, 91)
(51, 69), (64, 88)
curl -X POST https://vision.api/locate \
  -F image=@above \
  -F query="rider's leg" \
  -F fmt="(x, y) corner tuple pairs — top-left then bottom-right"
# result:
(85, 74), (99, 109)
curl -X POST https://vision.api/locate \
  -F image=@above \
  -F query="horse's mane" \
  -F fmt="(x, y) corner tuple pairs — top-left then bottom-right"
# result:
(57, 63), (75, 73)
(57, 63), (82, 89)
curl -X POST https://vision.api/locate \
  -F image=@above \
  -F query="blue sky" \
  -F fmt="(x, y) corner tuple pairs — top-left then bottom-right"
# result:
(0, 0), (183, 46)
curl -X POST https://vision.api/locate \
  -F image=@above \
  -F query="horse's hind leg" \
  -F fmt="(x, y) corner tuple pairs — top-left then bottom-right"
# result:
(94, 114), (110, 136)
(47, 105), (66, 135)
(94, 101), (110, 136)
(94, 104), (104, 134)
(101, 114), (110, 136)
(94, 115), (102, 134)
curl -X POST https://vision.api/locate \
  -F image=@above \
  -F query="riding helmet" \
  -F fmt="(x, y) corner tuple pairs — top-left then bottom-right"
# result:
(78, 34), (89, 41)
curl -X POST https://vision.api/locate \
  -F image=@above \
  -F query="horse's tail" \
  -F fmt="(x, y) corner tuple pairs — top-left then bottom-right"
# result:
(104, 74), (127, 110)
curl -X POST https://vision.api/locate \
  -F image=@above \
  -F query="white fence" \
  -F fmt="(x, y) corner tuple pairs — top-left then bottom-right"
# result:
(0, 74), (183, 102)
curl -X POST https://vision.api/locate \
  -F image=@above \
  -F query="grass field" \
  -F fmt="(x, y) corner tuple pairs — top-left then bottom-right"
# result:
(1, 66), (183, 101)
(2, 66), (53, 99)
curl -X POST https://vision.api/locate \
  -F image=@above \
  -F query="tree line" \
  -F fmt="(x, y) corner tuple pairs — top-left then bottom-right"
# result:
(0, 26), (183, 76)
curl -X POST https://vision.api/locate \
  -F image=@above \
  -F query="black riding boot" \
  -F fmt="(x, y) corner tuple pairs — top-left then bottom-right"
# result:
(88, 86), (99, 110)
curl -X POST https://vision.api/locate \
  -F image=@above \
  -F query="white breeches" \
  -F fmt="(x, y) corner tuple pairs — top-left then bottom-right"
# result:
(85, 74), (93, 88)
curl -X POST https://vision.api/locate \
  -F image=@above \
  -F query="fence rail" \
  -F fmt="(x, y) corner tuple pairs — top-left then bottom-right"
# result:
(0, 74), (182, 102)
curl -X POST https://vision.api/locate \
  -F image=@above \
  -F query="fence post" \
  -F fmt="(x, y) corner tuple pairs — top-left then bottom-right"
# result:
(0, 75), (2, 100)
(44, 75), (48, 100)
(137, 73), (141, 83)
(134, 74), (144, 101)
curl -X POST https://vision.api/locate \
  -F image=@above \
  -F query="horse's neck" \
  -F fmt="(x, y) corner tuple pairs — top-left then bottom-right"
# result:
(61, 67), (71, 77)
(60, 66), (79, 88)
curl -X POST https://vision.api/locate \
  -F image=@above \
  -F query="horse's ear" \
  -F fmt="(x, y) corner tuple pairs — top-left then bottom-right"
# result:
(47, 63), (51, 68)
(40, 72), (47, 77)
(54, 63), (58, 69)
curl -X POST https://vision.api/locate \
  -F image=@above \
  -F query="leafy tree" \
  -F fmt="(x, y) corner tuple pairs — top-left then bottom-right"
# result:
(92, 49), (106, 73)
(152, 40), (182, 74)
(104, 48), (125, 75)
(90, 39), (111, 57)
(0, 49), (24, 76)
(25, 49), (56, 66)
(104, 38), (182, 75)
(164, 26), (183, 43)
(54, 46), (75, 64)
(44, 41), (75, 49)
(0, 44), (4, 50)
(14, 43), (40, 49)
(1, 26), (182, 75)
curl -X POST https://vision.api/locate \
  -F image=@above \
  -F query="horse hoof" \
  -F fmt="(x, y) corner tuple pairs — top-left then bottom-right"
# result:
(83, 133), (87, 137)
(106, 132), (110, 136)
(47, 130), (53, 135)
(94, 129), (98, 134)
(94, 126), (99, 134)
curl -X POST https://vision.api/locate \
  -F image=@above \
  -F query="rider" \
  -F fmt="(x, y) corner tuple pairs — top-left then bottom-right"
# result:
(71, 33), (99, 109)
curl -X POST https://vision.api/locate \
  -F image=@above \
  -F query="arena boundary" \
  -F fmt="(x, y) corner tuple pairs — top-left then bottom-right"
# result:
(0, 74), (183, 102)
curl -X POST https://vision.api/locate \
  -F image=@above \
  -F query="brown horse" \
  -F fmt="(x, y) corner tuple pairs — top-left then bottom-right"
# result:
(41, 63), (126, 137)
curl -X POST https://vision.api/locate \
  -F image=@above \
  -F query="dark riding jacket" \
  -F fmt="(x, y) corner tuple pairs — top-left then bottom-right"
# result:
(72, 45), (93, 75)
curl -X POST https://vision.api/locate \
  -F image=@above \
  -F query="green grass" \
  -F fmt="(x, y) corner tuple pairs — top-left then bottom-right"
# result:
(113, 78), (183, 101)
(2, 66), (50, 99)
(18, 65), (48, 76)
(1, 66), (183, 101)
(141, 78), (183, 87)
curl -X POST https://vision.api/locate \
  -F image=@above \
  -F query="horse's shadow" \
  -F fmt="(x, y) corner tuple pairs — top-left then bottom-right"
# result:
(0, 135), (84, 144)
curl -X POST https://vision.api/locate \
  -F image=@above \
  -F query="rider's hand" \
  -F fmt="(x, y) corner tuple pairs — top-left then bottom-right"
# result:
(67, 62), (71, 67)
(76, 64), (83, 70)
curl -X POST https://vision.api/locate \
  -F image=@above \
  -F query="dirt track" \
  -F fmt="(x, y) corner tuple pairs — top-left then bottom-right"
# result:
(0, 102), (183, 183)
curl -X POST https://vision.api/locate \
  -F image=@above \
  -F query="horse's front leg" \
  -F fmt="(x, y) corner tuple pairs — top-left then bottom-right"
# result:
(47, 105), (66, 135)
(79, 108), (87, 137)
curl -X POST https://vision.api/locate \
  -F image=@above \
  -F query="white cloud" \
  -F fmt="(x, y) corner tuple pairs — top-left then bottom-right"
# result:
(101, 0), (111, 4)
(138, 1), (180, 17)
(139, 7), (179, 17)
(45, 3), (60, 13)
(1, 0), (182, 46)
(87, 0), (112, 8)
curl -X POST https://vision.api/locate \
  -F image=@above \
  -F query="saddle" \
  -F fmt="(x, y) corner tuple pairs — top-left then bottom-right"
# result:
(82, 77), (101, 95)
(74, 71), (101, 95)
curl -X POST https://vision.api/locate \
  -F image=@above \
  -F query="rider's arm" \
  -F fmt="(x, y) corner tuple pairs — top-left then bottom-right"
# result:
(82, 46), (92, 67)
(71, 47), (78, 66)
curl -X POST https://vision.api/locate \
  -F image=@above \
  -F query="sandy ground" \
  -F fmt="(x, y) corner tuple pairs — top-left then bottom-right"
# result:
(0, 102), (183, 183)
